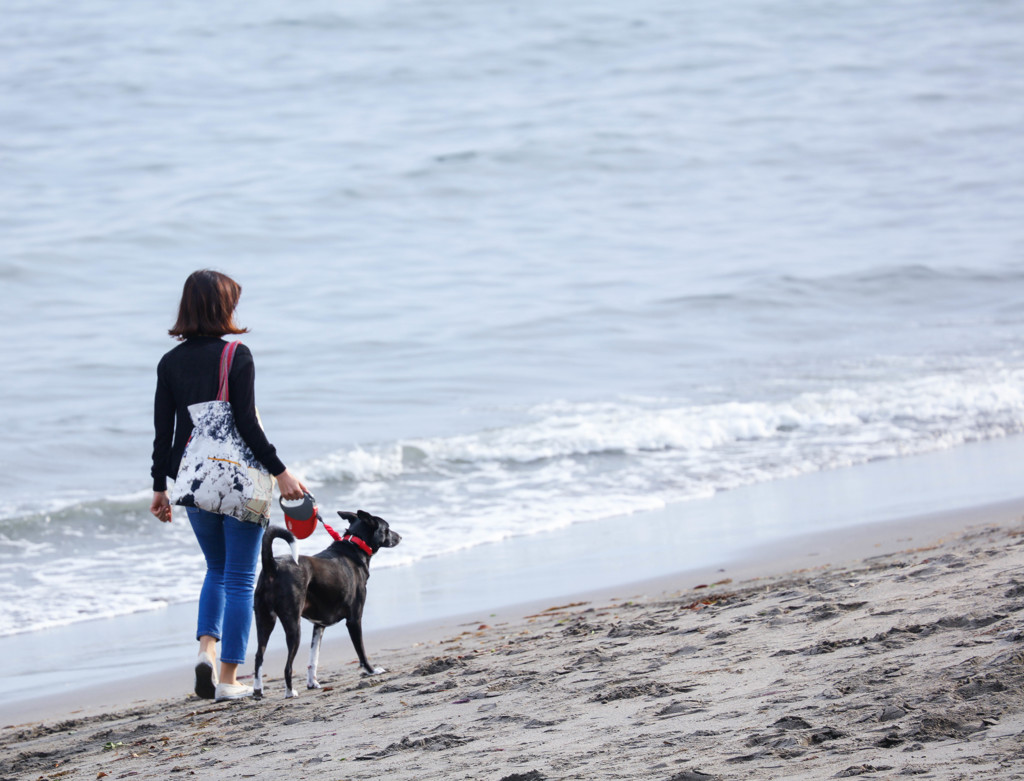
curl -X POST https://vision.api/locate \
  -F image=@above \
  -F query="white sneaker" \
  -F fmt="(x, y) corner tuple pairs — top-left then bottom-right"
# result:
(215, 682), (254, 702)
(194, 652), (217, 700)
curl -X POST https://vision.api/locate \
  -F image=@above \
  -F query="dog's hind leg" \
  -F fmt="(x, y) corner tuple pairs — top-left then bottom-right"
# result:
(252, 603), (276, 700)
(307, 625), (324, 690)
(282, 617), (302, 698)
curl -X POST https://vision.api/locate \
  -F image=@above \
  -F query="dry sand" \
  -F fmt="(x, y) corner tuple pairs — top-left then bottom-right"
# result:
(5, 516), (1024, 780)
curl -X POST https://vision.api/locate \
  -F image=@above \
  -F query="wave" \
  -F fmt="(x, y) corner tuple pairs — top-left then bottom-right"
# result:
(659, 263), (1024, 315)
(286, 365), (1024, 566)
(3, 366), (1023, 637)
(304, 367), (1024, 485)
(0, 489), (152, 527)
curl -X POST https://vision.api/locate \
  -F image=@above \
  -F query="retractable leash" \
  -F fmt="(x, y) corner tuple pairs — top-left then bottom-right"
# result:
(317, 511), (343, 542)
(279, 492), (319, 539)
(279, 491), (346, 543)
(319, 511), (373, 555)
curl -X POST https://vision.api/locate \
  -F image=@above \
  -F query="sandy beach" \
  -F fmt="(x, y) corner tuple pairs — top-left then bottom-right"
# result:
(5, 502), (1024, 781)
(6, 3), (1024, 780)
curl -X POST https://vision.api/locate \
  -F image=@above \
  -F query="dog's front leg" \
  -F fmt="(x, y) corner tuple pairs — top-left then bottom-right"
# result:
(347, 618), (385, 675)
(307, 625), (324, 690)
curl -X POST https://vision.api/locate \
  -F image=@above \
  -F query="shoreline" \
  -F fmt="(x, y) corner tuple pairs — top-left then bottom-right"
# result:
(6, 494), (1024, 727)
(4, 500), (1024, 779)
(7, 432), (1024, 724)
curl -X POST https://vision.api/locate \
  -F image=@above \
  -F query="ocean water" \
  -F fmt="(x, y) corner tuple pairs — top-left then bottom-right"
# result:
(2, 0), (1024, 640)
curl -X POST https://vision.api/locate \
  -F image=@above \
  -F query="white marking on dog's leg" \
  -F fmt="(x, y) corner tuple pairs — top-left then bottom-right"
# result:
(307, 625), (323, 689)
(254, 662), (264, 697)
(286, 688), (298, 698)
(288, 539), (299, 564)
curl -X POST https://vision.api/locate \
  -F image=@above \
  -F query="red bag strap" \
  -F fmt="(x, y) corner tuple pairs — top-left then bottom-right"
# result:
(217, 341), (241, 402)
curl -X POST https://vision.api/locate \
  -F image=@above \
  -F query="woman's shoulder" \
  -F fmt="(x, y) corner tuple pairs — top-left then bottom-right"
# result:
(229, 340), (253, 360)
(158, 337), (232, 368)
(227, 341), (255, 373)
(157, 340), (189, 370)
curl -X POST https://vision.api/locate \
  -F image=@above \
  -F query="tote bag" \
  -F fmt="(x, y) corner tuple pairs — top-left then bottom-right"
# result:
(169, 341), (275, 526)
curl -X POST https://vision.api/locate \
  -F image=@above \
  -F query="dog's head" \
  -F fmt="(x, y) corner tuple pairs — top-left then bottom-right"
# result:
(337, 510), (402, 553)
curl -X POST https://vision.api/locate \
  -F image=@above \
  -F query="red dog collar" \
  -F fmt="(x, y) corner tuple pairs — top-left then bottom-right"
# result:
(342, 534), (373, 556)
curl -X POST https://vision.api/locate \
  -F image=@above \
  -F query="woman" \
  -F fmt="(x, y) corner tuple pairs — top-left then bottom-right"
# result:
(150, 269), (305, 702)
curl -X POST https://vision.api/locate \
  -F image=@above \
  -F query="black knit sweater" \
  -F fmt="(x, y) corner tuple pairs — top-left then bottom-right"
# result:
(151, 337), (287, 492)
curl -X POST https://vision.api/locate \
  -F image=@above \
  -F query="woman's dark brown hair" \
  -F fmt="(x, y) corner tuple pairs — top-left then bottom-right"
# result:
(168, 270), (250, 340)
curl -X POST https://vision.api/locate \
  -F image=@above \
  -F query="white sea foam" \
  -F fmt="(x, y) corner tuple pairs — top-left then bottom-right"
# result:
(305, 369), (1024, 486)
(2, 367), (1022, 637)
(286, 367), (1024, 566)
(303, 445), (406, 483)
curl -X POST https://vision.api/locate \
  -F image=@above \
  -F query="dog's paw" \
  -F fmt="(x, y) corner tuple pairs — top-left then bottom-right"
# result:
(307, 680), (322, 690)
(253, 689), (263, 700)
(370, 666), (387, 675)
(286, 688), (299, 699)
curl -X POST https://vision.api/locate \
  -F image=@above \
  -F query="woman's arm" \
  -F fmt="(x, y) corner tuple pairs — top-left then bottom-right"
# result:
(151, 360), (176, 520)
(228, 345), (288, 474)
(228, 345), (306, 499)
(151, 363), (175, 490)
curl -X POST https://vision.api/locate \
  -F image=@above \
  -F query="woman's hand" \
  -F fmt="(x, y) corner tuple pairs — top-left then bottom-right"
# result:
(151, 491), (173, 523)
(275, 469), (307, 501)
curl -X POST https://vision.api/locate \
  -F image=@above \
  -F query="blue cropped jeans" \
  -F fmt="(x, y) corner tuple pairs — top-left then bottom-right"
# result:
(187, 507), (264, 665)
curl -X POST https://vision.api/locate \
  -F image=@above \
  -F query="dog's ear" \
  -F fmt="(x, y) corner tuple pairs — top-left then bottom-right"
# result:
(356, 510), (380, 526)
(337, 511), (359, 523)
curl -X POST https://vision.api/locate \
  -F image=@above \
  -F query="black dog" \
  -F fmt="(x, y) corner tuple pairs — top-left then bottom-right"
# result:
(253, 510), (401, 698)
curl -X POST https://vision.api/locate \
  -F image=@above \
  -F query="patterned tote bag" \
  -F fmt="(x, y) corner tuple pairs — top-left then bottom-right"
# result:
(169, 341), (275, 526)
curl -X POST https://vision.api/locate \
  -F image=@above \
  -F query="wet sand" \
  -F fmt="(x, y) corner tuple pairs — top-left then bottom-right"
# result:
(4, 503), (1024, 780)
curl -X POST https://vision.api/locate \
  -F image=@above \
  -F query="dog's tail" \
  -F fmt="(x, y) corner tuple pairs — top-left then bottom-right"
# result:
(261, 526), (300, 575)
